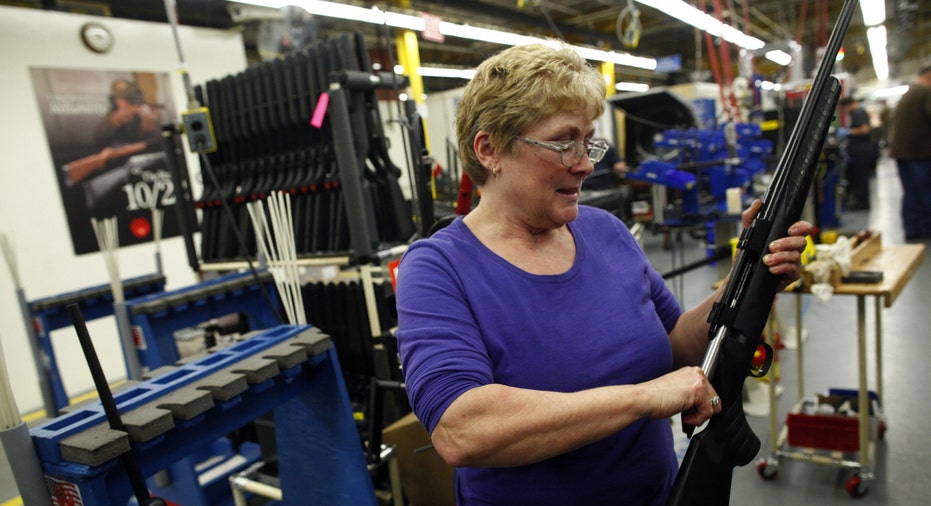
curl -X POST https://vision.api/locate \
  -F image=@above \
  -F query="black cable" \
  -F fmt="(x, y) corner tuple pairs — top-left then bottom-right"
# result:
(197, 150), (285, 325)
(538, 3), (564, 40)
(660, 244), (731, 279)
(68, 303), (166, 506)
(622, 109), (682, 130)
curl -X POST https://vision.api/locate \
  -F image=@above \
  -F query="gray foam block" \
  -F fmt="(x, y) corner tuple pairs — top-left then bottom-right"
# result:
(59, 423), (129, 467)
(192, 369), (249, 401)
(155, 387), (214, 420)
(261, 340), (309, 370)
(231, 356), (280, 384)
(289, 328), (333, 357)
(121, 404), (175, 443)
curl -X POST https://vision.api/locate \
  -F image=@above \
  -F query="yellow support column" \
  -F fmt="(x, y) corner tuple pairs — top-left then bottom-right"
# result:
(600, 61), (616, 98)
(395, 31), (425, 106)
(395, 28), (434, 198)
(600, 61), (625, 150)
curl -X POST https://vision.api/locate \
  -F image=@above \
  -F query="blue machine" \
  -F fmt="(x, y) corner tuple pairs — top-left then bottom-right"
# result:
(626, 122), (774, 219)
(27, 271), (310, 505)
(24, 270), (280, 415)
(31, 325), (377, 506)
(26, 274), (167, 412)
(126, 270), (280, 371)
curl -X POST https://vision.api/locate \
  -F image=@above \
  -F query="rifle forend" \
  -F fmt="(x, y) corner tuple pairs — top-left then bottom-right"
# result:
(666, 75), (843, 506)
(665, 0), (857, 503)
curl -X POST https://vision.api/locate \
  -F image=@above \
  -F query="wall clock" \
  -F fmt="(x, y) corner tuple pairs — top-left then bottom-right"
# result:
(81, 22), (113, 54)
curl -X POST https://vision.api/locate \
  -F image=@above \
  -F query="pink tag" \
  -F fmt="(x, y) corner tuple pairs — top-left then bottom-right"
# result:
(310, 92), (329, 128)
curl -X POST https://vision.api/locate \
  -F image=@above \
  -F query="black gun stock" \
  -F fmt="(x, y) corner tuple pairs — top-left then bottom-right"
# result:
(666, 1), (857, 504)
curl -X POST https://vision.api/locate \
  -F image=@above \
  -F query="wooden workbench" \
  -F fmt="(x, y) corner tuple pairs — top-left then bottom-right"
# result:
(835, 243), (925, 306)
(762, 242), (925, 496)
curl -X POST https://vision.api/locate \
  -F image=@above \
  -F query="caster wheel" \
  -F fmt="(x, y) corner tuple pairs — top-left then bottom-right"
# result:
(757, 460), (778, 480)
(845, 475), (869, 498)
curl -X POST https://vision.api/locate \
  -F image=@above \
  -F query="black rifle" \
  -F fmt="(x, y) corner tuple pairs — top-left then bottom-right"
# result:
(665, 1), (857, 504)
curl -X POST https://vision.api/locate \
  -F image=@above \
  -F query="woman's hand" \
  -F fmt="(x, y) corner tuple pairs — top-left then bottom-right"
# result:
(741, 199), (812, 291)
(642, 366), (722, 426)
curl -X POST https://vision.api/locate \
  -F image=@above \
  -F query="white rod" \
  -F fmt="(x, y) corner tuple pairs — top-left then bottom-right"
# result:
(0, 330), (21, 428)
(229, 475), (283, 501)
(152, 208), (164, 275)
(283, 192), (306, 324)
(249, 199), (292, 323)
(267, 195), (296, 324)
(265, 193), (291, 322)
(360, 265), (382, 338)
(273, 192), (302, 324)
(276, 192), (305, 324)
(92, 217), (124, 304)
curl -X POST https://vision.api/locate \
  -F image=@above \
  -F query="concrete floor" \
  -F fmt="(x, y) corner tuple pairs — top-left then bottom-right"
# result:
(2, 153), (928, 504)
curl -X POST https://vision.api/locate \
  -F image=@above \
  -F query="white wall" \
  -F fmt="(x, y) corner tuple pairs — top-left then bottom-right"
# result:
(0, 6), (247, 415)
(424, 87), (465, 177)
(375, 88), (465, 202)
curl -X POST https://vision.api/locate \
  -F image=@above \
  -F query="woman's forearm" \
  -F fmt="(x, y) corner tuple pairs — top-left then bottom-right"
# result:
(431, 383), (649, 468)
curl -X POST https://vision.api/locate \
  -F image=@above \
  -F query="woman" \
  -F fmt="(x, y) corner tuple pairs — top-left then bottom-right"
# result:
(395, 43), (810, 505)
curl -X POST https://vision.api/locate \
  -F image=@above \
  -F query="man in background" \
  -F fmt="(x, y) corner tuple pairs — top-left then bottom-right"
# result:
(838, 97), (875, 211)
(890, 63), (931, 240)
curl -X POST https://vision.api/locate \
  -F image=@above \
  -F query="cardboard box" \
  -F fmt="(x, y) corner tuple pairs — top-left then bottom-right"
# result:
(382, 412), (455, 506)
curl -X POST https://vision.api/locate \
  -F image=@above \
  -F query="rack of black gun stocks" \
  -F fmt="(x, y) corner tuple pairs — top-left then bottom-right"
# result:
(183, 31), (414, 448)
(181, 32), (418, 273)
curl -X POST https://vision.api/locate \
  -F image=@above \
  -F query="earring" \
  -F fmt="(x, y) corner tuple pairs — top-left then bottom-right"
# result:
(491, 165), (499, 177)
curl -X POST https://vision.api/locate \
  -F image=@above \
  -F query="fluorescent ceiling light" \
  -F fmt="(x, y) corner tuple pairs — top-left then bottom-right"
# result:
(866, 26), (889, 80)
(634, 0), (765, 50)
(238, 0), (391, 24)
(764, 50), (792, 66)
(230, 0), (656, 70)
(418, 66), (477, 80)
(573, 46), (657, 70)
(439, 22), (541, 47)
(757, 80), (781, 91)
(616, 82), (650, 92)
(859, 0), (886, 27)
(871, 84), (909, 99)
(415, 68), (651, 93)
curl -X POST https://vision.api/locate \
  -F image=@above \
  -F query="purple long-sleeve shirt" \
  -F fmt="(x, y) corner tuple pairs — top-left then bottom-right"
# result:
(396, 206), (683, 505)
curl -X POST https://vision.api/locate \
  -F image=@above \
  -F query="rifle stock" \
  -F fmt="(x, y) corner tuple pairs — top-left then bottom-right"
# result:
(63, 141), (149, 186)
(666, 1), (857, 503)
(667, 398), (755, 505)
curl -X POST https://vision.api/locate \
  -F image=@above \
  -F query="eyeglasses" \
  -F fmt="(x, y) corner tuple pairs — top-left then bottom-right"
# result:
(515, 137), (609, 168)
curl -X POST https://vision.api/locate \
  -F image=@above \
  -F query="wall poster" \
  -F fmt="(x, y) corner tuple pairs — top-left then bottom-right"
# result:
(29, 67), (182, 255)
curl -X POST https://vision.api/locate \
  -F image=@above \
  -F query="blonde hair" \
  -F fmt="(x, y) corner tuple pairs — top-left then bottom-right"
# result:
(455, 43), (606, 185)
